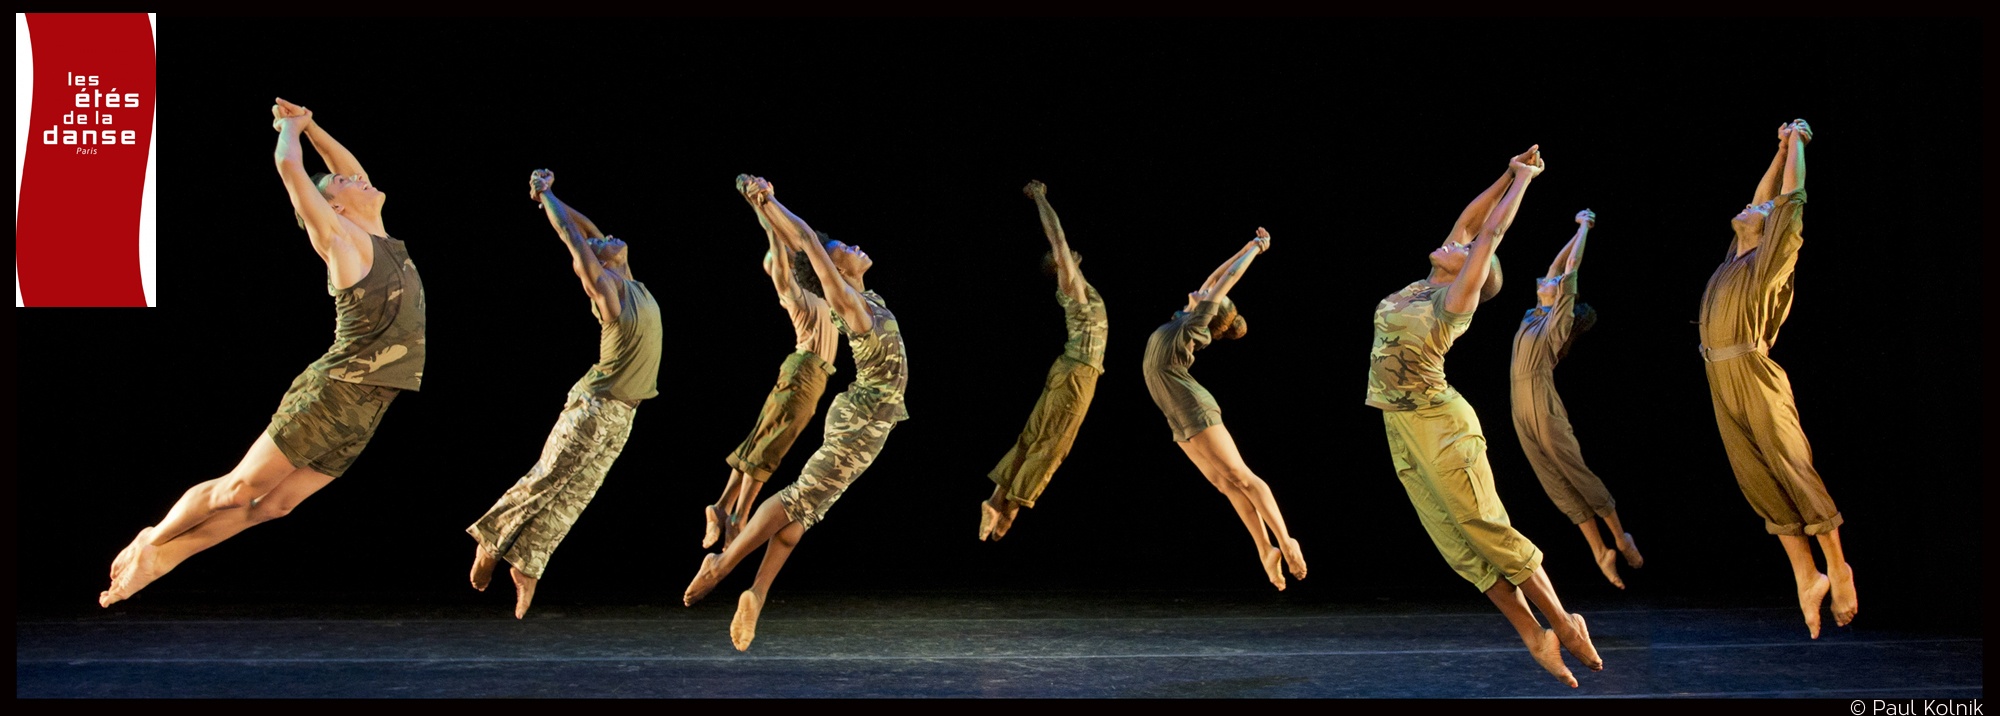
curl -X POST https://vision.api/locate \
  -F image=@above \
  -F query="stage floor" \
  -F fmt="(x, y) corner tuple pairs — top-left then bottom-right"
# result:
(17, 591), (1983, 698)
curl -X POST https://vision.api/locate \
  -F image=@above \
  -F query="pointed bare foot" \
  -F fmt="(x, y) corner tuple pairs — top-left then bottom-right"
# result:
(1829, 563), (1858, 628)
(1617, 532), (1644, 568)
(1596, 548), (1625, 589)
(100, 534), (165, 608)
(470, 546), (498, 592)
(1798, 571), (1830, 639)
(730, 590), (763, 651)
(1281, 537), (1307, 580)
(684, 553), (724, 607)
(511, 567), (538, 619)
(703, 505), (724, 549)
(994, 502), (1020, 540)
(1261, 546), (1286, 591)
(978, 501), (1000, 541)
(1558, 613), (1603, 671)
(1529, 628), (1578, 688)
(109, 527), (153, 582)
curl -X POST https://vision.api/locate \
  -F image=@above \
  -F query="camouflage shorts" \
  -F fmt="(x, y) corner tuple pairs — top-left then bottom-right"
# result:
(266, 368), (400, 478)
(726, 350), (833, 481)
(468, 389), (637, 579)
(773, 391), (897, 531)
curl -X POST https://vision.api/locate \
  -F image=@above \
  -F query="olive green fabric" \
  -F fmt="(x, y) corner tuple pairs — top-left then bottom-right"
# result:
(1058, 282), (1110, 370)
(1510, 273), (1617, 525)
(1698, 188), (1841, 536)
(727, 350), (835, 481)
(309, 234), (427, 391)
(265, 368), (400, 478)
(579, 278), (663, 402)
(769, 290), (910, 531)
(1143, 299), (1224, 442)
(988, 356), (1102, 507)
(1366, 280), (1471, 412)
(1383, 396), (1545, 592)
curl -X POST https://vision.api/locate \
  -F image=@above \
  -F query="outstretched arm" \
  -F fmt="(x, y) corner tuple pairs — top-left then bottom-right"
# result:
(531, 175), (617, 319)
(274, 114), (347, 259)
(1024, 181), (1087, 304)
(1447, 152), (1540, 314)
(1197, 228), (1270, 302)
(748, 178), (871, 334)
(276, 99), (369, 184)
(1546, 209), (1595, 280)
(528, 170), (605, 239)
(1779, 120), (1808, 195)
(1752, 122), (1793, 205)
(1448, 165), (1518, 247)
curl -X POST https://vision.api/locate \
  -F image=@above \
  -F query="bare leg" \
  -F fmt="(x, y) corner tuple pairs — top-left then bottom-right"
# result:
(1780, 534), (1832, 638)
(728, 476), (768, 548)
(1817, 529), (1856, 628)
(685, 493), (797, 607)
(1186, 425), (1307, 579)
(1603, 510), (1642, 568)
(102, 463), (337, 607)
(733, 520), (806, 651)
(1178, 440), (1283, 590)
(705, 469), (747, 548)
(1516, 566), (1601, 670)
(1579, 522), (1622, 589)
(1486, 579), (1575, 688)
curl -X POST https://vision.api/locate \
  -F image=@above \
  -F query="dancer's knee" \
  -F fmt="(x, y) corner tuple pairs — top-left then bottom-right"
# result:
(203, 476), (258, 512)
(1221, 466), (1260, 491)
(246, 496), (298, 524)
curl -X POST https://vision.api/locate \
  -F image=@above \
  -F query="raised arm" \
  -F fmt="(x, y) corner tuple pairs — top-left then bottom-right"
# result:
(1446, 151), (1541, 314)
(1546, 209), (1594, 280)
(1779, 119), (1808, 195)
(527, 170), (605, 239)
(1198, 228), (1270, 302)
(746, 177), (871, 334)
(1752, 122), (1793, 204)
(273, 112), (349, 260)
(1023, 181), (1087, 304)
(275, 98), (369, 185)
(1448, 164), (1518, 246)
(530, 171), (618, 319)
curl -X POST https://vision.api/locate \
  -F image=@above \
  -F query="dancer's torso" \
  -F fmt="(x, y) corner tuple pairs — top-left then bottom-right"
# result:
(309, 234), (427, 391)
(1059, 282), (1109, 370)
(835, 290), (909, 422)
(1367, 279), (1471, 411)
(579, 278), (664, 402)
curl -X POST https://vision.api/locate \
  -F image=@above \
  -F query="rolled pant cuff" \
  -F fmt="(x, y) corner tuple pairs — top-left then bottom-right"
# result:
(1500, 547), (1546, 588)
(1769, 513), (1844, 536)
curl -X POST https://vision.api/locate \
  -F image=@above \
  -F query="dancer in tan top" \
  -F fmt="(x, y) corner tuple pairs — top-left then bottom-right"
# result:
(1510, 209), (1643, 589)
(1699, 119), (1854, 638)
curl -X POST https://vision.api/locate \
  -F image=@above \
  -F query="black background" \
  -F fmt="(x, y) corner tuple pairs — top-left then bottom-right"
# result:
(16, 19), (1981, 632)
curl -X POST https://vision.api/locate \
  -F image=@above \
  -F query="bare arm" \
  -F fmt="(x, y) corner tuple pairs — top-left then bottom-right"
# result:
(1023, 181), (1087, 304)
(1752, 122), (1793, 204)
(1449, 166), (1518, 246)
(1199, 241), (1258, 294)
(1779, 120), (1808, 195)
(276, 99), (370, 184)
(274, 115), (347, 259)
(749, 179), (871, 333)
(536, 186), (618, 320)
(1446, 156), (1540, 314)
(1199, 228), (1270, 302)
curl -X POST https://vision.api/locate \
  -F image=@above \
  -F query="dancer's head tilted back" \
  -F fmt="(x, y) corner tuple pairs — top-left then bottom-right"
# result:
(1210, 298), (1247, 341)
(1041, 248), (1082, 277)
(788, 229), (860, 300)
(587, 236), (630, 271)
(1430, 242), (1504, 303)
(294, 171), (385, 230)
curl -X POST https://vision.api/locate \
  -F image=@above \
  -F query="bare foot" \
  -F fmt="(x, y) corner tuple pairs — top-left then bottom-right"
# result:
(1261, 547), (1286, 591)
(1596, 548), (1625, 589)
(993, 502), (1020, 540)
(100, 532), (165, 608)
(978, 501), (1000, 541)
(511, 567), (538, 619)
(1617, 532), (1644, 569)
(1281, 537), (1307, 580)
(684, 553), (724, 607)
(470, 545), (498, 592)
(1829, 563), (1858, 628)
(1557, 613), (1603, 671)
(1797, 571), (1830, 639)
(730, 590), (763, 651)
(721, 515), (742, 552)
(703, 505), (724, 549)
(1529, 628), (1578, 688)
(109, 527), (152, 582)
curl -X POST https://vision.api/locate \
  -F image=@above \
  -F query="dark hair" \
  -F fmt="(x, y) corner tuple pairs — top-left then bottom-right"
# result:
(1040, 249), (1082, 277)
(1478, 255), (1504, 303)
(1210, 298), (1248, 341)
(1557, 302), (1598, 360)
(791, 230), (833, 300)
(293, 172), (334, 230)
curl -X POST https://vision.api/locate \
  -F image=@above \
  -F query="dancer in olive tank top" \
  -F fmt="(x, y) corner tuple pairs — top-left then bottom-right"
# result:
(1510, 209), (1643, 589)
(103, 99), (426, 607)
(467, 170), (664, 618)
(685, 175), (909, 652)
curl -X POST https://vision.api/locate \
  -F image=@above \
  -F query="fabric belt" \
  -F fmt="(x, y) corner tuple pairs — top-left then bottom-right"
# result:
(1699, 340), (1767, 363)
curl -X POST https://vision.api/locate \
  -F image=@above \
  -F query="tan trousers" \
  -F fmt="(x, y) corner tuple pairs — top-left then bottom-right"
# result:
(1384, 396), (1544, 592)
(1704, 351), (1843, 536)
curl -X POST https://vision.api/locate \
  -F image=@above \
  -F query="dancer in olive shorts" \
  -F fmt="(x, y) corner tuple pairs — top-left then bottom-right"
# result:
(979, 180), (1108, 541)
(1367, 146), (1601, 688)
(103, 99), (425, 607)
(705, 177), (840, 551)
(685, 175), (909, 652)
(1142, 228), (1306, 591)
(466, 170), (663, 618)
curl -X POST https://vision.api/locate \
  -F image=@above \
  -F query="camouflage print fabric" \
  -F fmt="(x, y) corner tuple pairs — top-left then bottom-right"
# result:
(773, 392), (897, 531)
(1698, 188), (1840, 536)
(1384, 396), (1544, 592)
(265, 368), (400, 478)
(468, 388), (638, 579)
(727, 350), (835, 481)
(310, 234), (427, 391)
(988, 355), (1102, 507)
(1058, 282), (1110, 370)
(1366, 280), (1472, 411)
(832, 291), (910, 423)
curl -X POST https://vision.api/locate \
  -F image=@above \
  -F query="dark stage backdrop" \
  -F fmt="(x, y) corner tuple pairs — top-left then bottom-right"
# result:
(17, 19), (1981, 631)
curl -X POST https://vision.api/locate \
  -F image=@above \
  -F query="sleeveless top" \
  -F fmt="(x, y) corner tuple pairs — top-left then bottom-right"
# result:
(311, 234), (427, 391)
(833, 290), (910, 423)
(782, 282), (840, 364)
(1365, 279), (1473, 411)
(577, 277), (664, 401)
(1058, 282), (1110, 370)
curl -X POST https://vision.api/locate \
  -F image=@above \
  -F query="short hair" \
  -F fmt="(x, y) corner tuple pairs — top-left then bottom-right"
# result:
(1478, 255), (1504, 303)
(293, 172), (334, 230)
(791, 230), (833, 300)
